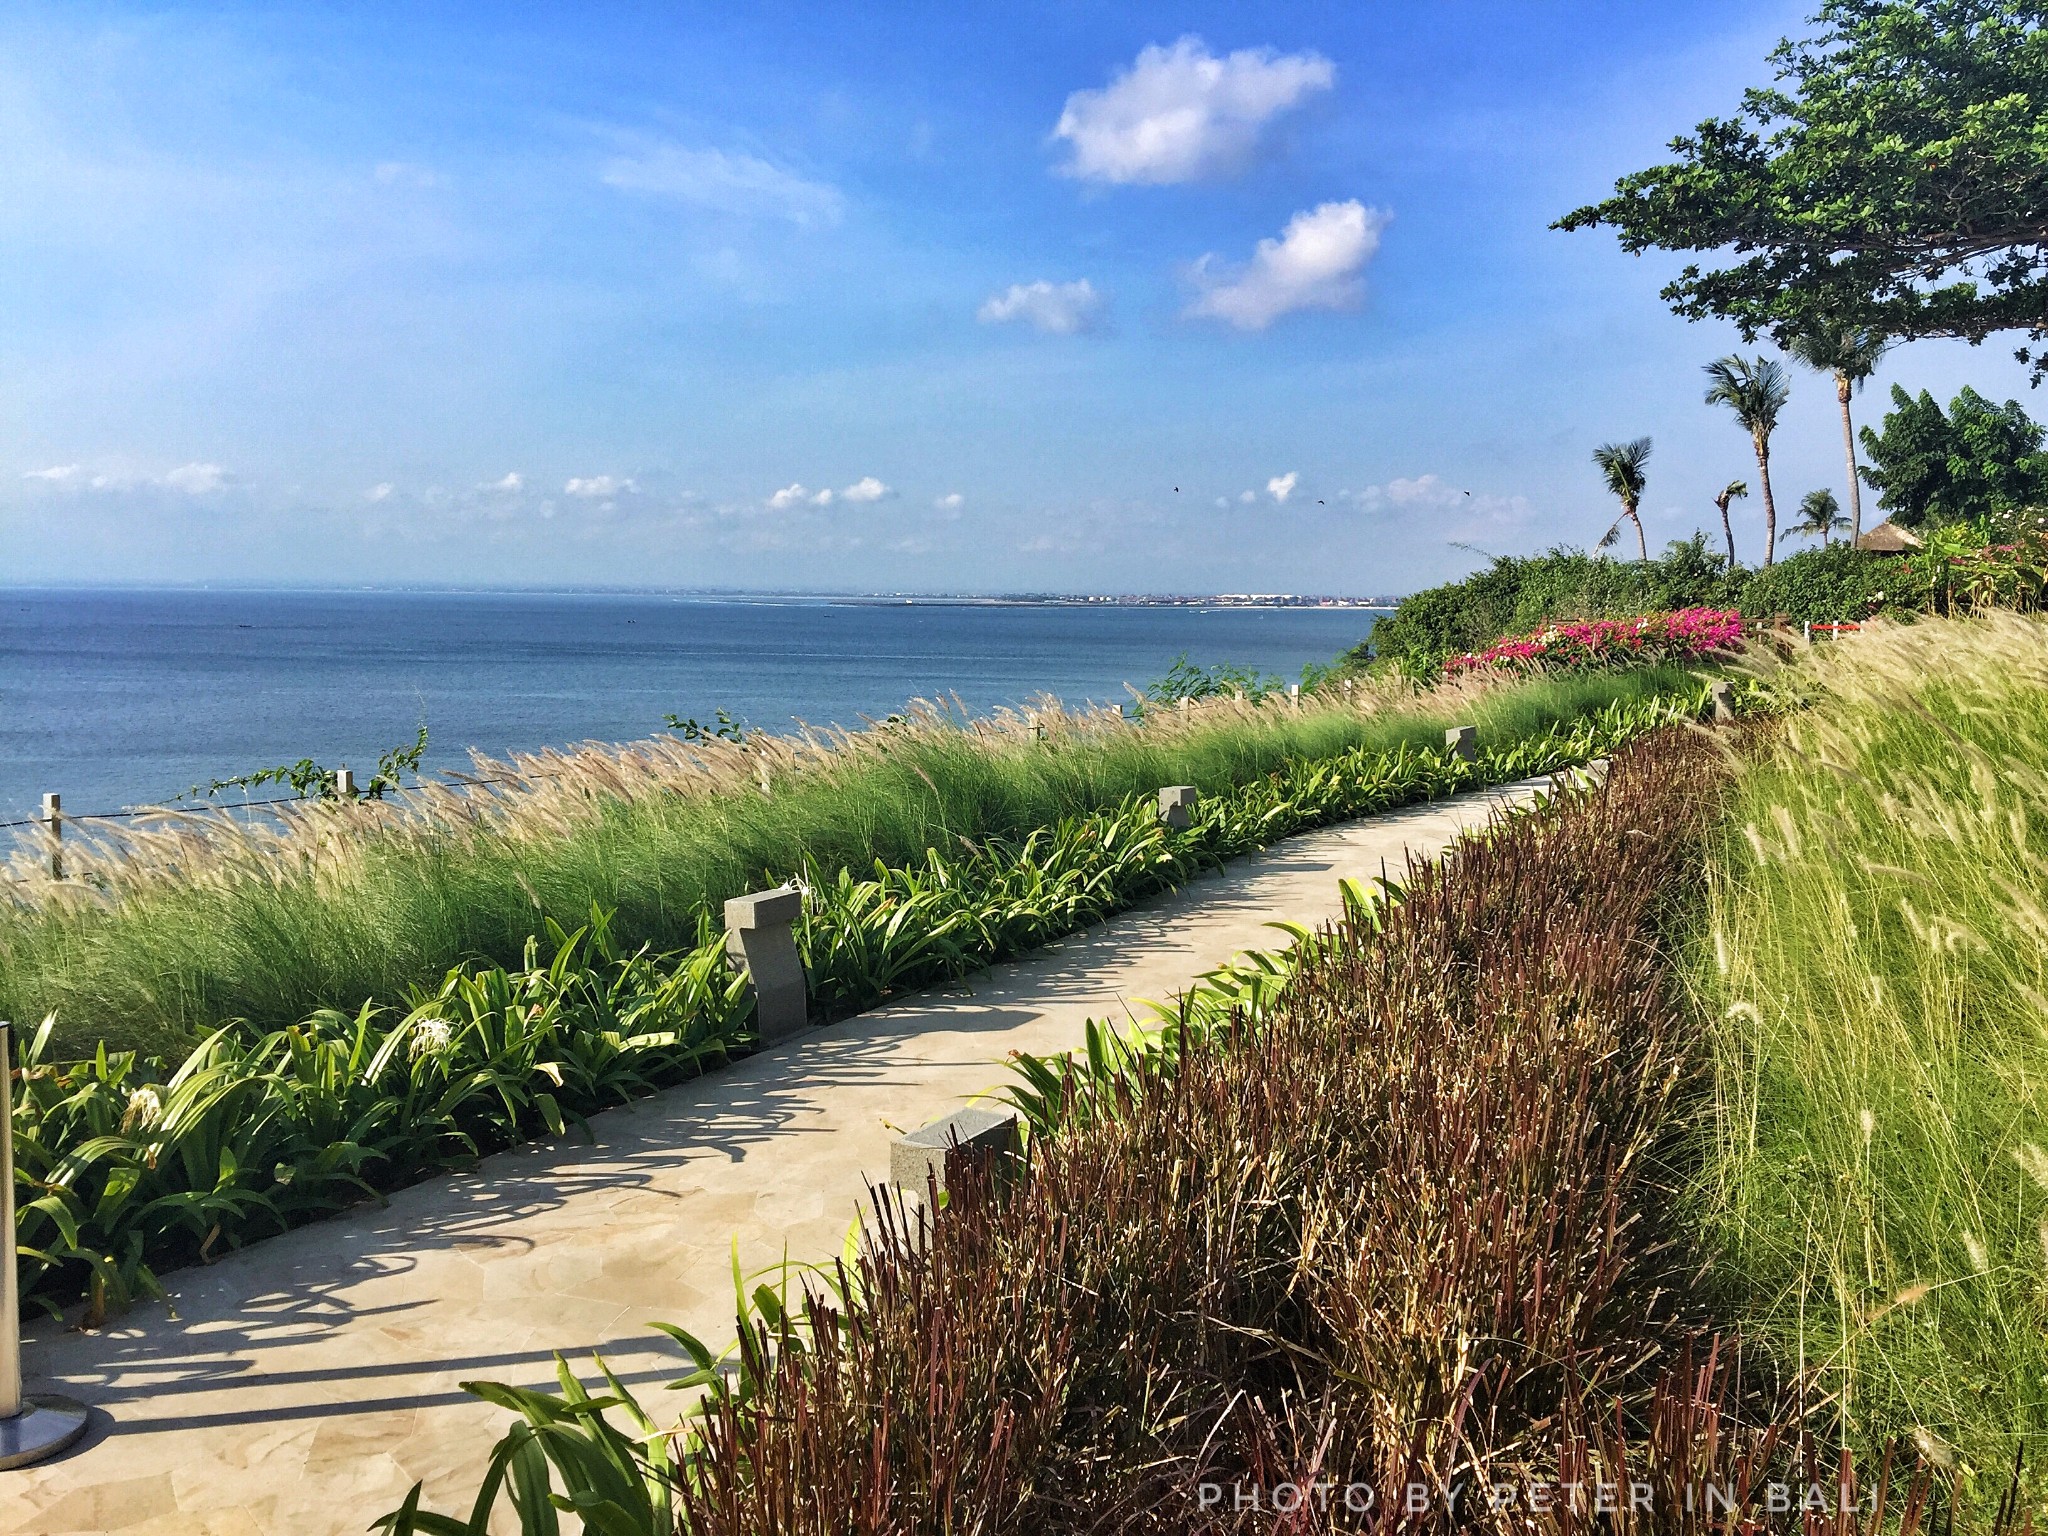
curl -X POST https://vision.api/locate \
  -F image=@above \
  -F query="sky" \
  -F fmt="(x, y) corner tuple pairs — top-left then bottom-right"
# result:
(2, 1), (2041, 597)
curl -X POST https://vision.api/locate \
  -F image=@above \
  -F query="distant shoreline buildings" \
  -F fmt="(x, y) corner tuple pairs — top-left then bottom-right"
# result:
(849, 592), (1397, 609)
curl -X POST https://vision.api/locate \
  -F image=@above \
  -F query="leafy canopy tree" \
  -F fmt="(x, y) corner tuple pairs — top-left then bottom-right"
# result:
(1793, 486), (1853, 544)
(1592, 437), (1654, 560)
(1557, 1), (2048, 371)
(1859, 382), (2048, 525)
(1714, 479), (1750, 568)
(1705, 355), (1793, 565)
(1785, 325), (1892, 543)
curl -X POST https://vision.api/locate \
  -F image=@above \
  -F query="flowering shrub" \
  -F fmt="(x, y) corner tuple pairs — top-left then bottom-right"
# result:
(1446, 607), (1744, 675)
(1891, 526), (2048, 616)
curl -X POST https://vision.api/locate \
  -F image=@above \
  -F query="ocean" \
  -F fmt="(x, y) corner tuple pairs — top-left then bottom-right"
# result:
(0, 589), (1381, 822)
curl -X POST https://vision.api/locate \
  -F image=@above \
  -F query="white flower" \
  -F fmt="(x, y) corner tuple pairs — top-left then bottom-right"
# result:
(121, 1086), (163, 1133)
(409, 1019), (454, 1061)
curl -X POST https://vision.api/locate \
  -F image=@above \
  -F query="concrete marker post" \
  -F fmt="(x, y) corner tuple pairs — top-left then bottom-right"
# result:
(890, 1105), (1022, 1199)
(1445, 725), (1478, 763)
(0, 1020), (90, 1469)
(724, 886), (808, 1042)
(334, 767), (356, 800)
(1156, 785), (1197, 830)
(1709, 680), (1736, 724)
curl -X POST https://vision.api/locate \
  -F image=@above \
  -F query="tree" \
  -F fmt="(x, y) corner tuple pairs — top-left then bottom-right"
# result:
(1591, 437), (1654, 561)
(1792, 487), (1852, 544)
(1713, 479), (1749, 568)
(1785, 324), (1891, 543)
(1556, 1), (2048, 373)
(1704, 355), (1793, 565)
(1858, 382), (2048, 525)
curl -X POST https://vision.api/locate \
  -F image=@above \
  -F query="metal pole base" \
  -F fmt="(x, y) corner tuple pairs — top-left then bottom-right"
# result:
(0, 1395), (90, 1470)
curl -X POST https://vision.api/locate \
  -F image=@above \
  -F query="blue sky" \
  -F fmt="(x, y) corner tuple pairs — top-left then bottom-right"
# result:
(2, 1), (2039, 595)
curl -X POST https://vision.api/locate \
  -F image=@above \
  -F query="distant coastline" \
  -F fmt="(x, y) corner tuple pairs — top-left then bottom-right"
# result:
(4, 583), (1402, 608)
(826, 592), (1397, 609)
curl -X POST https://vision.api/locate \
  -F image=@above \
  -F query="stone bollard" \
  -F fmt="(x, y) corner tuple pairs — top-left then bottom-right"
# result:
(724, 885), (808, 1042)
(1156, 784), (1197, 830)
(1709, 679), (1736, 723)
(890, 1105), (1022, 1199)
(1445, 725), (1477, 762)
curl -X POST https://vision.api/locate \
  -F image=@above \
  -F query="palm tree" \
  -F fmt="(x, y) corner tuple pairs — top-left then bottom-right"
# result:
(1786, 324), (1890, 546)
(1591, 437), (1653, 561)
(1713, 479), (1748, 569)
(1704, 355), (1791, 566)
(1792, 487), (1850, 546)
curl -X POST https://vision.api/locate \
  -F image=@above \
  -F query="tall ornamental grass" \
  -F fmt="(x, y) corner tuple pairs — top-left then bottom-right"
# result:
(1692, 613), (2048, 1507)
(393, 730), (1939, 1535)
(0, 668), (1690, 1055)
(16, 698), (1681, 1323)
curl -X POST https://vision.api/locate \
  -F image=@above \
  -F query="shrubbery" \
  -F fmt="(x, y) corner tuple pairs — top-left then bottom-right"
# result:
(1445, 606), (1742, 675)
(1356, 537), (1737, 675)
(388, 727), (1893, 1535)
(1358, 533), (2048, 677)
(13, 690), (1696, 1321)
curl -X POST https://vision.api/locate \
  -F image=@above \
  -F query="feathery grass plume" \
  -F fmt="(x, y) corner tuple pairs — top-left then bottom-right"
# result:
(10, 690), (1693, 1319)
(1690, 611), (2048, 1518)
(0, 667), (1699, 1055)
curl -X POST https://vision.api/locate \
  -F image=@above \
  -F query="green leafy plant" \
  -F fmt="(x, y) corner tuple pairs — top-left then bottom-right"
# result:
(182, 724), (429, 802)
(664, 710), (748, 744)
(11, 691), (1701, 1319)
(386, 727), (1938, 1536)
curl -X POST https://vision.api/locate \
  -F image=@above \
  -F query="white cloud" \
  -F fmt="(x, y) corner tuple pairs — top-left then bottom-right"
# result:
(840, 476), (890, 503)
(490, 471), (523, 492)
(365, 482), (394, 502)
(373, 161), (443, 189)
(564, 475), (634, 498)
(1343, 474), (1534, 526)
(22, 464), (79, 482)
(1267, 471), (1299, 503)
(811, 488), (834, 506)
(1386, 473), (1454, 506)
(977, 279), (1104, 335)
(935, 492), (964, 509)
(163, 462), (226, 493)
(1187, 200), (1388, 330)
(767, 483), (809, 509)
(601, 140), (844, 227)
(1054, 36), (1334, 184)
(1239, 489), (1256, 503)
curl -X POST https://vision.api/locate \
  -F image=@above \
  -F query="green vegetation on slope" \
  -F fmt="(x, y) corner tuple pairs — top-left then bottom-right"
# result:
(15, 690), (1689, 1321)
(0, 668), (1691, 1057)
(390, 729), (1800, 1535)
(1691, 613), (2048, 1507)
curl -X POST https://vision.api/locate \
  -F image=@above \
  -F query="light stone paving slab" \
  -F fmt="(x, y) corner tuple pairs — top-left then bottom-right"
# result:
(1, 779), (1550, 1535)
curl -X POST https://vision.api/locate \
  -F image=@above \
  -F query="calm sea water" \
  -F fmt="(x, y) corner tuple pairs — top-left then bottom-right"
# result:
(0, 589), (1380, 822)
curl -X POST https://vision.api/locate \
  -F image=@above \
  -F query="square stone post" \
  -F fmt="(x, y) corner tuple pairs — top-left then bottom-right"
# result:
(724, 885), (808, 1042)
(1156, 785), (1197, 830)
(890, 1105), (1022, 1198)
(1709, 679), (1736, 723)
(1445, 725), (1477, 762)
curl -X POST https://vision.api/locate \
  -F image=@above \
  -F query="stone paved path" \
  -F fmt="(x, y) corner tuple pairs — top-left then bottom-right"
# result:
(2, 779), (1551, 1536)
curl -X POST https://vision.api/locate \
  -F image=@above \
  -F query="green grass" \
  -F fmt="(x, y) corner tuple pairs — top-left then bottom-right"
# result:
(1689, 613), (2048, 1505)
(2, 668), (1694, 1057)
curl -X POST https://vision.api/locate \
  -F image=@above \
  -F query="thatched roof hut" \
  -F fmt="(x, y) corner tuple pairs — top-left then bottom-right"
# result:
(1854, 520), (1922, 553)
